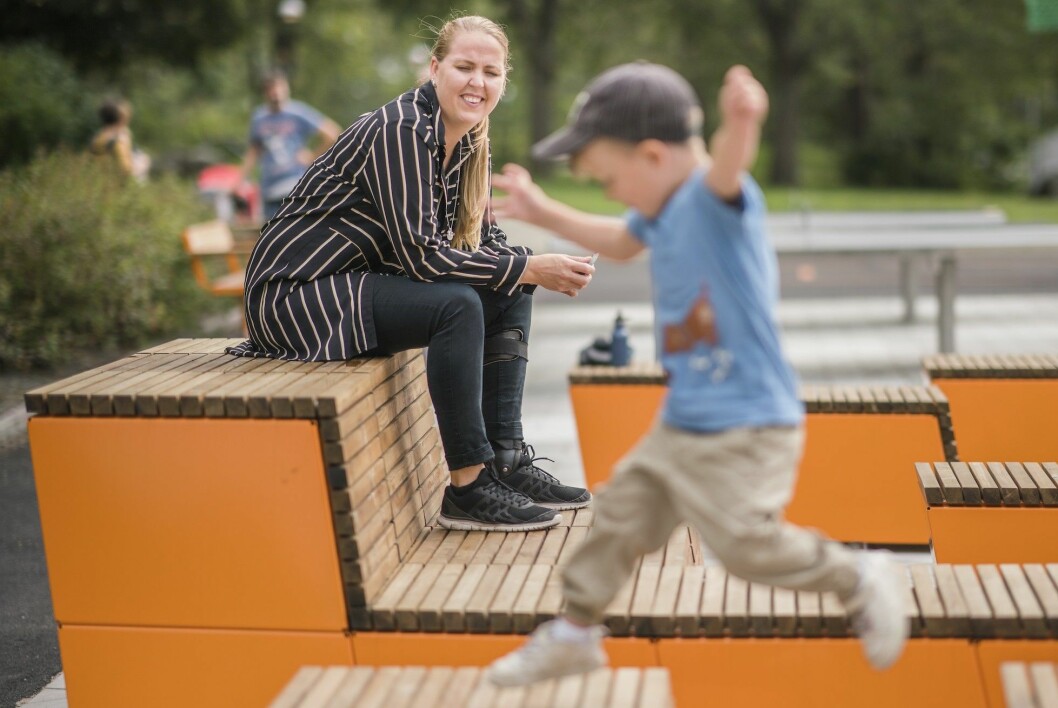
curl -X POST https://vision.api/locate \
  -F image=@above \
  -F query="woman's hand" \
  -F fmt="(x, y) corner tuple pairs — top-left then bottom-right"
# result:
(492, 163), (552, 226)
(520, 254), (595, 297)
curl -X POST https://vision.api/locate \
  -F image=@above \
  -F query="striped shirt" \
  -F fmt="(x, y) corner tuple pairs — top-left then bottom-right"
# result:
(227, 81), (532, 361)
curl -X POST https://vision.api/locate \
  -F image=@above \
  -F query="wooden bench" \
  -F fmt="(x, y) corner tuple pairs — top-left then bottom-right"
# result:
(924, 354), (1058, 461)
(1001, 662), (1058, 708)
(270, 666), (675, 708)
(26, 339), (443, 708)
(182, 220), (249, 299)
(916, 461), (1058, 563)
(569, 364), (956, 544)
(25, 340), (1057, 707)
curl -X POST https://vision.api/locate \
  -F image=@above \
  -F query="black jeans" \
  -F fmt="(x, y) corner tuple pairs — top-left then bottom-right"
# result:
(364, 275), (531, 470)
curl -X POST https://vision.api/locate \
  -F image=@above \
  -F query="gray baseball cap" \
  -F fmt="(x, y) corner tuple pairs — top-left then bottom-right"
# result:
(533, 61), (703, 161)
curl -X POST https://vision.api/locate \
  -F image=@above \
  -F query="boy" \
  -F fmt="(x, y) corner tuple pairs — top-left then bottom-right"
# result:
(486, 62), (909, 686)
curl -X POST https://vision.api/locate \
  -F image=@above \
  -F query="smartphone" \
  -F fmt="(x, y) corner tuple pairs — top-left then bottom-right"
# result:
(590, 252), (599, 266)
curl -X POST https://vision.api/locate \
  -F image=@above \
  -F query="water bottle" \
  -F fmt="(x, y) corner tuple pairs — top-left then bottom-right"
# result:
(610, 312), (631, 366)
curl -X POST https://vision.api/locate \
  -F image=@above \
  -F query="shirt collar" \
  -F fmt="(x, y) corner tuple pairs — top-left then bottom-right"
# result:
(419, 81), (477, 176)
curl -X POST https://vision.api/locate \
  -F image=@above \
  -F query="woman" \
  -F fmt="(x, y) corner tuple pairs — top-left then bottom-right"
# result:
(90, 98), (150, 181)
(229, 16), (593, 531)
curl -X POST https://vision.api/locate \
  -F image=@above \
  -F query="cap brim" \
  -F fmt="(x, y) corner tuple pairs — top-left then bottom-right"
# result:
(531, 126), (594, 161)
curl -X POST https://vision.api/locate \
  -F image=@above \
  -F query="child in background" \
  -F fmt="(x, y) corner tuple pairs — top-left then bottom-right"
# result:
(486, 62), (909, 686)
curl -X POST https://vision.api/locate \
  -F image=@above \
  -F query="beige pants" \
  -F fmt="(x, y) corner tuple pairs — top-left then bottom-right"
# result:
(563, 421), (862, 625)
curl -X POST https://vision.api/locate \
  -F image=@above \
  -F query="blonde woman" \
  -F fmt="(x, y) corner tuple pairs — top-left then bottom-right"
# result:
(230, 15), (593, 530)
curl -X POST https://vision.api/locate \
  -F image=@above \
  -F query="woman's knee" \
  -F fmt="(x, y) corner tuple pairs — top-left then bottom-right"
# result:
(435, 284), (483, 328)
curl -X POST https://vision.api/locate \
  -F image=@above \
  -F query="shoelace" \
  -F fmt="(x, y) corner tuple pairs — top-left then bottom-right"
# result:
(483, 469), (535, 507)
(520, 443), (563, 485)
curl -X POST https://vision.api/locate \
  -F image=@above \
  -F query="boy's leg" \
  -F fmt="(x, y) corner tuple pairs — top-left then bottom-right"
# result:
(663, 425), (862, 598)
(660, 424), (908, 669)
(487, 427), (681, 686)
(561, 436), (681, 624)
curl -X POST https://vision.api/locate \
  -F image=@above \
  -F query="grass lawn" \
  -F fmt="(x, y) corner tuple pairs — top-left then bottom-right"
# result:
(534, 175), (1058, 223)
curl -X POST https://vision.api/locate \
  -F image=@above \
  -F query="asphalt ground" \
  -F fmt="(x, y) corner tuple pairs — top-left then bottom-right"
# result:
(0, 441), (60, 708)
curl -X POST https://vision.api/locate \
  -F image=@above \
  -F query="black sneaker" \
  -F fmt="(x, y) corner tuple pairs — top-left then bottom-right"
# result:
(492, 440), (592, 510)
(438, 467), (561, 531)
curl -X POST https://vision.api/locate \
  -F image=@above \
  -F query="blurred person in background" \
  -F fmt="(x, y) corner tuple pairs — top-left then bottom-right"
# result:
(90, 97), (150, 181)
(240, 70), (340, 221)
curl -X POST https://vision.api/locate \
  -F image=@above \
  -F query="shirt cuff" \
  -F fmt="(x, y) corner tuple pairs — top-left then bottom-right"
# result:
(490, 254), (529, 295)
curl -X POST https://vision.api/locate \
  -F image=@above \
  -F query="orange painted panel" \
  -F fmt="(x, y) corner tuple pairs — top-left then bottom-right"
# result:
(352, 632), (657, 668)
(569, 384), (665, 489)
(935, 379), (1058, 461)
(657, 638), (985, 708)
(976, 640), (1058, 708)
(786, 414), (939, 544)
(929, 507), (1058, 563)
(29, 417), (347, 631)
(59, 624), (351, 708)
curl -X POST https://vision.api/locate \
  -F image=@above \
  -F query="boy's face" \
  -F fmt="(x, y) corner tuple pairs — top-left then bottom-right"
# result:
(572, 139), (673, 218)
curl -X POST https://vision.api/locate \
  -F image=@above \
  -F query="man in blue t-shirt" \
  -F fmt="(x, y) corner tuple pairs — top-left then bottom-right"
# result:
(487, 62), (910, 685)
(241, 71), (340, 221)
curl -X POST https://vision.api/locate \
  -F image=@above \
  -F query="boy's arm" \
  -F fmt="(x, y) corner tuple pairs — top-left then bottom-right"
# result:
(705, 65), (769, 201)
(492, 163), (645, 261)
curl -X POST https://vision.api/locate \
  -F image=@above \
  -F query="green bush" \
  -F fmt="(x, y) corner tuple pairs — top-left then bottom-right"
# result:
(0, 151), (215, 370)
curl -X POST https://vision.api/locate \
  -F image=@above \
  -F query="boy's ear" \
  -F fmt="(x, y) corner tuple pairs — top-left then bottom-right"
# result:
(635, 139), (669, 165)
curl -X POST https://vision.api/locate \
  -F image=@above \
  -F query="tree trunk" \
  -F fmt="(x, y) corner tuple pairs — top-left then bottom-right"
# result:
(753, 0), (807, 186)
(505, 0), (559, 175)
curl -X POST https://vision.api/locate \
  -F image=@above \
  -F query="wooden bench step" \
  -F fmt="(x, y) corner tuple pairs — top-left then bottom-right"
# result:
(270, 666), (675, 708)
(916, 462), (1058, 507)
(924, 353), (1058, 379)
(367, 561), (1058, 640)
(1001, 662), (1058, 708)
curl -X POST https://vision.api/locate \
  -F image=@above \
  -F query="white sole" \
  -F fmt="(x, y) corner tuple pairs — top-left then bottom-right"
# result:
(437, 513), (563, 532)
(537, 496), (592, 511)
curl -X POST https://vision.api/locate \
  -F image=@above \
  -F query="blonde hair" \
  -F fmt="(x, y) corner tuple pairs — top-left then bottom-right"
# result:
(430, 15), (510, 251)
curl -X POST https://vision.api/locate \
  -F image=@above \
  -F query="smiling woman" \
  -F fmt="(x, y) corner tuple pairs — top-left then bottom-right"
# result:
(227, 15), (595, 532)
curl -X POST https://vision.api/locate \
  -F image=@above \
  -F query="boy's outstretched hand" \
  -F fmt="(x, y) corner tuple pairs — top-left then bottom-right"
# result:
(707, 66), (768, 200)
(492, 163), (550, 225)
(718, 65), (769, 126)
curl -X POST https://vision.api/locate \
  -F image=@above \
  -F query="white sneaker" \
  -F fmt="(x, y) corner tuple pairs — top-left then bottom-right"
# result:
(845, 551), (910, 670)
(486, 619), (608, 687)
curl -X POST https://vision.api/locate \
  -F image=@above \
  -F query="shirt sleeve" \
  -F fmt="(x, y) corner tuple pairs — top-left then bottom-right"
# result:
(358, 103), (528, 294)
(625, 208), (650, 244)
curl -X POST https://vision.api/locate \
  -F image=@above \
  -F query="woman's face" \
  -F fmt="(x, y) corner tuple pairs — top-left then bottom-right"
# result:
(430, 30), (506, 139)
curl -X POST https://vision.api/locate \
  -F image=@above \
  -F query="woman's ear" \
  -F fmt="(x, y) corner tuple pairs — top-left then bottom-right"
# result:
(428, 56), (439, 84)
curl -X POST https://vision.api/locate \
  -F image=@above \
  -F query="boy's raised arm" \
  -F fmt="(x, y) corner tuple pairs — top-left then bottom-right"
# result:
(492, 163), (644, 261)
(705, 66), (769, 201)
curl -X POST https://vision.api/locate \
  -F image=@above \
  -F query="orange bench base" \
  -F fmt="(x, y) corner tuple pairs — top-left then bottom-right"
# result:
(927, 506), (1058, 563)
(934, 379), (1058, 460)
(58, 625), (352, 708)
(570, 385), (939, 544)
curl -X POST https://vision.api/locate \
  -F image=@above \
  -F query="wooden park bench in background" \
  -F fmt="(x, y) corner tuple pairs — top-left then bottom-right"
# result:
(916, 461), (1058, 563)
(269, 665), (675, 708)
(181, 220), (249, 300)
(924, 354), (1058, 461)
(569, 364), (956, 545)
(1001, 662), (1058, 708)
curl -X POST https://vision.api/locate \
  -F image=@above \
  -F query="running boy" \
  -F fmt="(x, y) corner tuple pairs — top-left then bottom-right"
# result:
(486, 62), (909, 686)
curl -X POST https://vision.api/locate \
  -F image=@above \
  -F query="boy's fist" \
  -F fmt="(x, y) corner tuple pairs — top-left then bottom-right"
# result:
(719, 66), (768, 125)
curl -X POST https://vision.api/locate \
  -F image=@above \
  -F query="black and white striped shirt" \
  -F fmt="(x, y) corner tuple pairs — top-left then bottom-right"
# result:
(228, 81), (531, 361)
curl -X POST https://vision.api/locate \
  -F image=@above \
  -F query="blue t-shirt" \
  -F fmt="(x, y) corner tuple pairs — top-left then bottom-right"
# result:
(249, 100), (326, 200)
(626, 169), (804, 432)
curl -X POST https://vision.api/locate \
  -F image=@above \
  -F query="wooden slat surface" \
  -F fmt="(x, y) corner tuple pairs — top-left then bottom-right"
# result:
(916, 461), (1058, 506)
(273, 666), (673, 708)
(1001, 662), (1058, 708)
(925, 353), (1058, 379)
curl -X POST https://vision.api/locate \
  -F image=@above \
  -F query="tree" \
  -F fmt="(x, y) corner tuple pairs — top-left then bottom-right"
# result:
(0, 0), (256, 75)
